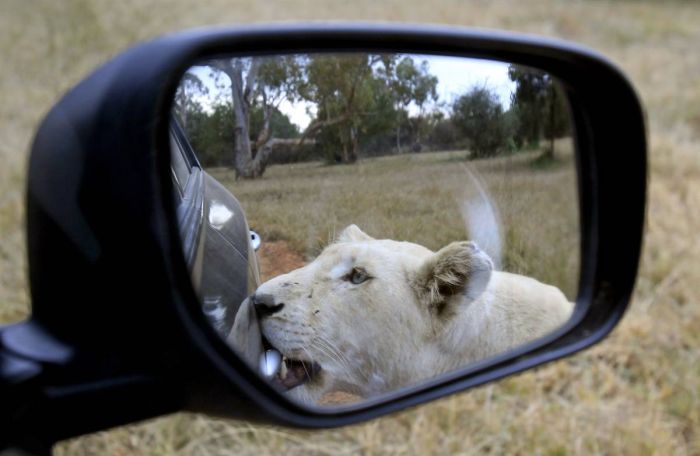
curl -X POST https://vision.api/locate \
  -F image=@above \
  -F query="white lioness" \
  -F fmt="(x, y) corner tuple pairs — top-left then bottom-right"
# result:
(232, 225), (573, 404)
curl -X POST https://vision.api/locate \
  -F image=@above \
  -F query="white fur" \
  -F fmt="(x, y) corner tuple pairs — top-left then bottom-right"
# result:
(235, 225), (573, 404)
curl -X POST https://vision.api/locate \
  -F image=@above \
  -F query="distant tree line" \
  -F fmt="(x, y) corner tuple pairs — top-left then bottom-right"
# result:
(174, 57), (571, 178)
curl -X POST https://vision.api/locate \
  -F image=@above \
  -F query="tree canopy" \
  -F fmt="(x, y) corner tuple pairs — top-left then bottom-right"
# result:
(452, 86), (510, 158)
(508, 65), (571, 159)
(173, 55), (572, 175)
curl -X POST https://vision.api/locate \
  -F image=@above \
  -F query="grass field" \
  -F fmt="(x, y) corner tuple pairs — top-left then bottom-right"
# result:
(212, 146), (579, 298)
(2, 0), (700, 454)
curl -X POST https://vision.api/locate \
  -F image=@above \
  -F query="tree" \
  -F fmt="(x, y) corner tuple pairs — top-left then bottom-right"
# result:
(250, 105), (300, 140)
(452, 87), (509, 158)
(508, 65), (570, 159)
(209, 56), (304, 178)
(508, 66), (548, 148)
(298, 54), (399, 163)
(173, 72), (208, 130)
(541, 83), (571, 160)
(181, 102), (301, 168)
(425, 111), (461, 151)
(185, 103), (235, 167)
(182, 54), (444, 169)
(390, 57), (438, 153)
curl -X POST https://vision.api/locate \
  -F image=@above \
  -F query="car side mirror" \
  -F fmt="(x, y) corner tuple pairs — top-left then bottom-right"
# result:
(0, 24), (646, 451)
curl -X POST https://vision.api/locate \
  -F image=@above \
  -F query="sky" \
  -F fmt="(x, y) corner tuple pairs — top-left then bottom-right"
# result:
(186, 54), (517, 130)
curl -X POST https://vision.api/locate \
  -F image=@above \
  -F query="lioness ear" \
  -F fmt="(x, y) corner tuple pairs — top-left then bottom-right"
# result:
(336, 224), (374, 243)
(412, 241), (493, 313)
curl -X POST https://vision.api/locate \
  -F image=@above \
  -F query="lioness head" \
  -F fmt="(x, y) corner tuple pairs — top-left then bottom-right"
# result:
(244, 224), (493, 403)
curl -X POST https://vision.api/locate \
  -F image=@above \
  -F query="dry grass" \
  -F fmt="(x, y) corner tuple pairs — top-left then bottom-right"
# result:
(210, 145), (579, 297)
(2, 0), (699, 454)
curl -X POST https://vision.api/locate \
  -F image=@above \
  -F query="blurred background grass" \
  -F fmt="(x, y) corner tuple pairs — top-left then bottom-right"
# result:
(2, 0), (699, 454)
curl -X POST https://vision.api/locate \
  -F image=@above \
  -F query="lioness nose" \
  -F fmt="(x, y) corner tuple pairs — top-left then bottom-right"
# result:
(251, 293), (284, 318)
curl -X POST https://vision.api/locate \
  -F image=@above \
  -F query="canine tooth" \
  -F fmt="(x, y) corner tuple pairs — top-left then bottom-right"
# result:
(259, 349), (282, 379)
(279, 360), (288, 378)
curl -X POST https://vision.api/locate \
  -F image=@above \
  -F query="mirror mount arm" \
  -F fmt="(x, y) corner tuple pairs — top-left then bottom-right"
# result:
(0, 321), (187, 450)
(0, 321), (68, 453)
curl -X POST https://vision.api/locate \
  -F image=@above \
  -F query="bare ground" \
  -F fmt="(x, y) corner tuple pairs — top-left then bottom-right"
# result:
(256, 240), (306, 282)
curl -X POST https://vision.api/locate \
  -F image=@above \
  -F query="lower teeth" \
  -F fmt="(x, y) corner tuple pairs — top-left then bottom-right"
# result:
(279, 357), (288, 378)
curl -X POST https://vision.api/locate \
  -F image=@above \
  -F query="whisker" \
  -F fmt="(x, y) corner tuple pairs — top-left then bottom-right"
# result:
(315, 335), (370, 383)
(300, 346), (314, 379)
(313, 338), (346, 369)
(309, 338), (343, 369)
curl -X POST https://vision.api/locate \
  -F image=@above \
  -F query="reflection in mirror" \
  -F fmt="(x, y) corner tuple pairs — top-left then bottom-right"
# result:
(171, 52), (578, 407)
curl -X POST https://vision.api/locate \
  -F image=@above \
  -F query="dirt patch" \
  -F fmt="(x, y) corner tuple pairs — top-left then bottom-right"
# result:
(256, 240), (306, 282)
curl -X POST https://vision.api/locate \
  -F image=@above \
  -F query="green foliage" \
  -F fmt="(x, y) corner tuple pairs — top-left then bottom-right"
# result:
(427, 116), (462, 150)
(451, 87), (510, 158)
(542, 86), (571, 141)
(301, 54), (401, 163)
(502, 108), (521, 153)
(298, 54), (442, 162)
(173, 73), (208, 127)
(181, 102), (302, 168)
(255, 55), (305, 105)
(176, 56), (562, 167)
(508, 65), (571, 154)
(390, 57), (439, 152)
(392, 57), (438, 110)
(508, 66), (547, 147)
(312, 55), (365, 160)
(249, 105), (300, 139)
(198, 55), (308, 177)
(183, 103), (235, 167)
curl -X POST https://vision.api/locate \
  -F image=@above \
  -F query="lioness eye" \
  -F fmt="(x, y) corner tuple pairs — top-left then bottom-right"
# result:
(349, 268), (369, 285)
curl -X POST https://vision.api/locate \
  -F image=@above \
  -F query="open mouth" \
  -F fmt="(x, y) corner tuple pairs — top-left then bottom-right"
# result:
(261, 335), (322, 391)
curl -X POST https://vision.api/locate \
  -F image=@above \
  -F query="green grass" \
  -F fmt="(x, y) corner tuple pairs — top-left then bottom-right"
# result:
(211, 144), (579, 298)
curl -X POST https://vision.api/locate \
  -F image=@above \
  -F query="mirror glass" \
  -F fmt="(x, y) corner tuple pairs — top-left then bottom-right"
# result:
(170, 52), (579, 407)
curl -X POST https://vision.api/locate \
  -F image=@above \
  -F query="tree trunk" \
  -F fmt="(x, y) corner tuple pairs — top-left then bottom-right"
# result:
(231, 71), (254, 177)
(340, 142), (349, 163)
(176, 88), (188, 129)
(254, 93), (273, 151)
(543, 85), (556, 161)
(214, 59), (276, 179)
(348, 126), (359, 163)
(396, 124), (402, 154)
(246, 138), (279, 178)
